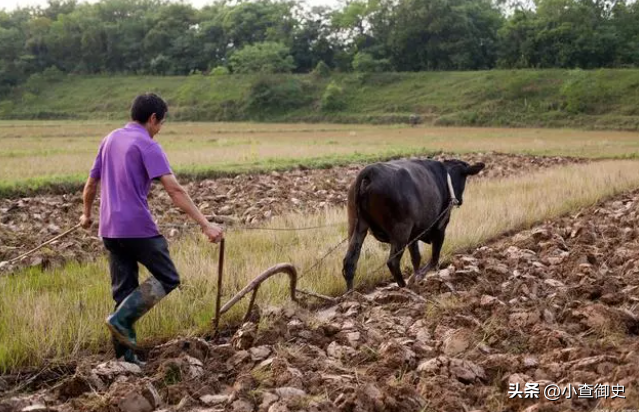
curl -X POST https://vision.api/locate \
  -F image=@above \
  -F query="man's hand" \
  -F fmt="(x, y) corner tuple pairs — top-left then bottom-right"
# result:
(202, 223), (224, 243)
(82, 176), (98, 230)
(161, 174), (226, 243)
(80, 214), (93, 229)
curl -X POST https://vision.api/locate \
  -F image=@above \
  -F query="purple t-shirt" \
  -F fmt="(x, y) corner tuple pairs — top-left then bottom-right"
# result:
(90, 122), (172, 238)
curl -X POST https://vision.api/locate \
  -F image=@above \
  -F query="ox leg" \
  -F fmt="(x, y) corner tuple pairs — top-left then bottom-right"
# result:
(387, 243), (407, 288)
(408, 242), (421, 275)
(415, 229), (445, 282)
(342, 222), (368, 291)
(430, 229), (445, 270)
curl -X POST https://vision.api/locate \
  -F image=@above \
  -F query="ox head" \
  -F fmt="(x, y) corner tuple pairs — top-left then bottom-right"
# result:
(442, 160), (485, 205)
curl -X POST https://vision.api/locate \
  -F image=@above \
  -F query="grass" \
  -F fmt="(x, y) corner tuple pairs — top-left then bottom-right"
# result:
(2, 121), (639, 196)
(2, 160), (639, 372)
(2, 70), (639, 130)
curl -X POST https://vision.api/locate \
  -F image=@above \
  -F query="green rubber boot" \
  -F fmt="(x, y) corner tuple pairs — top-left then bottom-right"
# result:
(113, 335), (146, 366)
(106, 276), (167, 350)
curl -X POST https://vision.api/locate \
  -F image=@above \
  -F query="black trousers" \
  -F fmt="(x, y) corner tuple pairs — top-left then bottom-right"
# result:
(103, 235), (180, 358)
(103, 235), (181, 306)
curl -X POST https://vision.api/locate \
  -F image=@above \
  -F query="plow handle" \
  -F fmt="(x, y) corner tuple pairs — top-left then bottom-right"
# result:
(213, 238), (225, 337)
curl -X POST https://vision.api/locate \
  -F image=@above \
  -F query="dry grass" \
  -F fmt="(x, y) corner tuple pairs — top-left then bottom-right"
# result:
(2, 160), (639, 372)
(1, 121), (639, 190)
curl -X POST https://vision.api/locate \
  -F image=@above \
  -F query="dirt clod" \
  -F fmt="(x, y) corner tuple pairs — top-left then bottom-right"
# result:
(117, 391), (153, 412)
(20, 406), (57, 412)
(200, 394), (230, 406)
(274, 387), (306, 400)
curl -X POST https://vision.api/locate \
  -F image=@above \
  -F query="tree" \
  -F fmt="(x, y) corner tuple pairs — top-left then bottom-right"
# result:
(220, 0), (296, 49)
(331, 0), (378, 41)
(230, 42), (295, 74)
(611, 0), (639, 66)
(498, 0), (622, 68)
(1, 0), (639, 84)
(386, 0), (503, 70)
(330, 0), (392, 68)
(290, 6), (336, 72)
(496, 9), (537, 67)
(143, 3), (201, 74)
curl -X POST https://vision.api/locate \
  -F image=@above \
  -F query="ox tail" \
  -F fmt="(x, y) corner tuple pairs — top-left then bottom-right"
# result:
(347, 167), (372, 239)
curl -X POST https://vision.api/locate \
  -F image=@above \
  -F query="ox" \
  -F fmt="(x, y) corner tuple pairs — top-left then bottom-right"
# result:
(342, 158), (485, 290)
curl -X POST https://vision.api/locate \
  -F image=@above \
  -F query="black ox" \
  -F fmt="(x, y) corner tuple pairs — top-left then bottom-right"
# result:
(342, 158), (485, 291)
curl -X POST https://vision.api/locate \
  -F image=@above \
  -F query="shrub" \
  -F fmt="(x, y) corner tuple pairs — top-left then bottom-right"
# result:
(320, 81), (346, 111)
(21, 92), (37, 104)
(352, 52), (391, 73)
(246, 76), (313, 114)
(313, 61), (331, 78)
(210, 66), (230, 76)
(0, 100), (13, 116)
(24, 66), (65, 94)
(150, 54), (173, 75)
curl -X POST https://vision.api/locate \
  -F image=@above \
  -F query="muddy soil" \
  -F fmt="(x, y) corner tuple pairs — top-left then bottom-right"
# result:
(2, 182), (637, 412)
(0, 153), (586, 274)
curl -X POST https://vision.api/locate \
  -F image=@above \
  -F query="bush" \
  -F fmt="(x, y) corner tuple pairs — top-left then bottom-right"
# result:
(0, 100), (13, 116)
(247, 76), (313, 114)
(21, 92), (37, 104)
(230, 42), (295, 74)
(313, 61), (331, 78)
(352, 52), (391, 73)
(150, 54), (173, 75)
(23, 66), (65, 94)
(320, 81), (346, 111)
(210, 66), (230, 76)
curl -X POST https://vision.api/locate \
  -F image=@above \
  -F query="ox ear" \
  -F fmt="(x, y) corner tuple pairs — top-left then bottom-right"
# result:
(464, 162), (485, 176)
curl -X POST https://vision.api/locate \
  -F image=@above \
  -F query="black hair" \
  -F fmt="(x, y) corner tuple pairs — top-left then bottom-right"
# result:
(130, 93), (168, 123)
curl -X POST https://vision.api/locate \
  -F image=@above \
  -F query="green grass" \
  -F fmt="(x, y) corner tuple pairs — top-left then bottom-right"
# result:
(2, 70), (639, 129)
(2, 160), (639, 372)
(2, 121), (639, 197)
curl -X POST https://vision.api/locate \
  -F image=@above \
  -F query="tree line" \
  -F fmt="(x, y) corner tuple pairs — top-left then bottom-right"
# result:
(1, 0), (639, 92)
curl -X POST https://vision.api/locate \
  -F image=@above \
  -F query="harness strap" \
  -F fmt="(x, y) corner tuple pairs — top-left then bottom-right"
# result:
(447, 173), (460, 206)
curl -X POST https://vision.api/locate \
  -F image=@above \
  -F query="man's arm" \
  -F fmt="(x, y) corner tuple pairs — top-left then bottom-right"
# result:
(80, 176), (99, 229)
(160, 174), (224, 243)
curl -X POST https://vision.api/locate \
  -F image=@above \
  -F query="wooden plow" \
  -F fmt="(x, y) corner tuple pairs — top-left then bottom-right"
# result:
(212, 239), (337, 336)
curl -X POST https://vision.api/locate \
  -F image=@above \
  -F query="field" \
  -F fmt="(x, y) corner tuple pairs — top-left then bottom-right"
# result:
(2, 121), (639, 196)
(1, 121), (639, 411)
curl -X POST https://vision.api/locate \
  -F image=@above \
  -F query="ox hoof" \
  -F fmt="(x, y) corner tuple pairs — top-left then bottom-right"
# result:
(409, 272), (426, 287)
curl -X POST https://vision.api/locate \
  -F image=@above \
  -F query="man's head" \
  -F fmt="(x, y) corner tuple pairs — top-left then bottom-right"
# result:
(131, 93), (168, 138)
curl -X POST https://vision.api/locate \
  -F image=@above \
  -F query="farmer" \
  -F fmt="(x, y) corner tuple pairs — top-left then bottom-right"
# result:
(80, 93), (224, 365)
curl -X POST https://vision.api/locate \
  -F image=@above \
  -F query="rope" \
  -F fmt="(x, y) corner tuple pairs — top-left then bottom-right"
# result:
(268, 200), (457, 287)
(265, 202), (456, 302)
(365, 200), (456, 277)
(4, 224), (82, 264)
(241, 222), (344, 231)
(159, 221), (345, 232)
(3, 219), (345, 270)
(297, 236), (349, 281)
